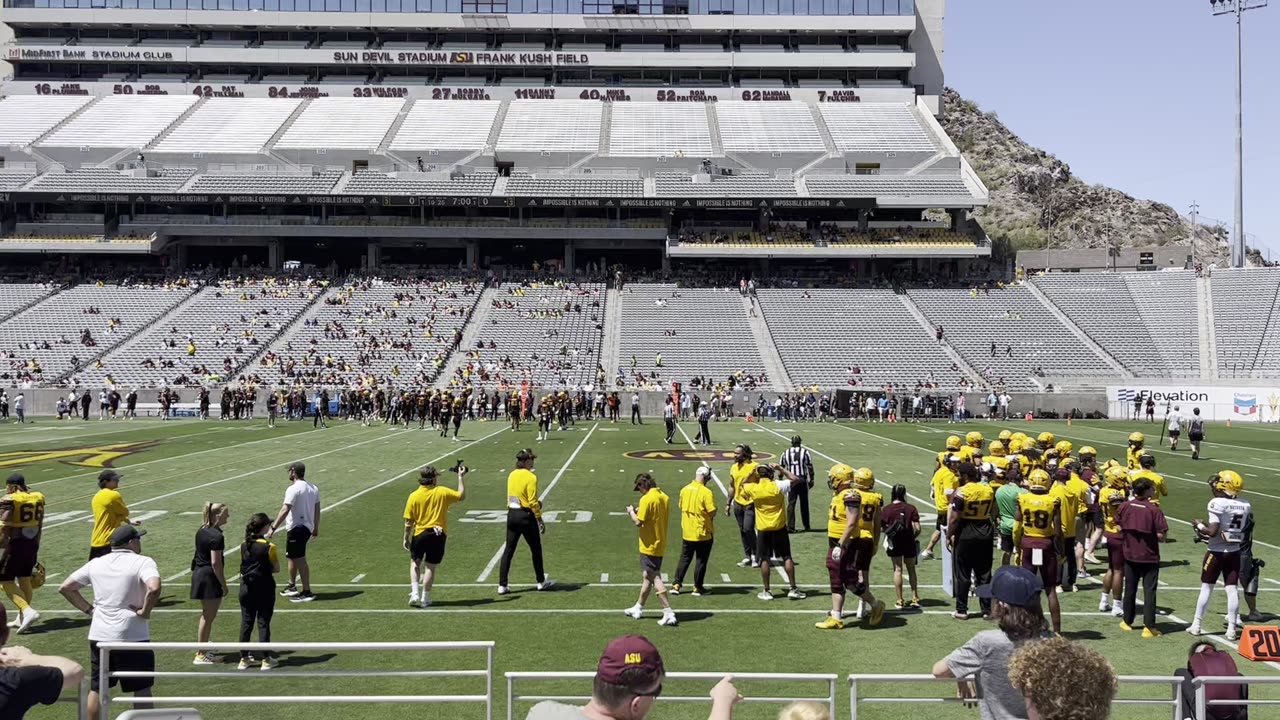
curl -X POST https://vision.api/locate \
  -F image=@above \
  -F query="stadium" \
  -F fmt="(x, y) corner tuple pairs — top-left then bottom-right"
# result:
(0, 0), (1277, 718)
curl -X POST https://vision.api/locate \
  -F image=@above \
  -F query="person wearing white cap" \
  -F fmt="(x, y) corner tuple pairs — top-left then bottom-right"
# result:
(671, 466), (716, 597)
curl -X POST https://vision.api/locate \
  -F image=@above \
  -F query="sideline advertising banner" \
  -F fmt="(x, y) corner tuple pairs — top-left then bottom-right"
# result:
(1106, 385), (1280, 423)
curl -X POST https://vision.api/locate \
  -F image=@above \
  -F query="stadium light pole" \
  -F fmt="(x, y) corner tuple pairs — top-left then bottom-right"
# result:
(1211, 0), (1267, 268)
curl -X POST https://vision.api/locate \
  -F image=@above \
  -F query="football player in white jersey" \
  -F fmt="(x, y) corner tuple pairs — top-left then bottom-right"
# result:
(1189, 470), (1252, 640)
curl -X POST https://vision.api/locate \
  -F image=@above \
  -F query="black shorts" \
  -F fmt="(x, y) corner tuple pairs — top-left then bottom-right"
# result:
(189, 567), (226, 600)
(0, 538), (38, 580)
(640, 554), (663, 576)
(89, 545), (112, 561)
(999, 532), (1015, 554)
(285, 525), (312, 560)
(756, 529), (792, 562)
(1169, 430), (1181, 439)
(410, 531), (447, 565)
(89, 640), (155, 694)
(935, 514), (947, 530)
(1189, 431), (1204, 442)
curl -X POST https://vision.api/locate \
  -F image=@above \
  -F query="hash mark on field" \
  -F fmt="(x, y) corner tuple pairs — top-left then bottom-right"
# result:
(600, 573), (609, 584)
(721, 574), (732, 583)
(350, 574), (366, 583)
(165, 569), (192, 582)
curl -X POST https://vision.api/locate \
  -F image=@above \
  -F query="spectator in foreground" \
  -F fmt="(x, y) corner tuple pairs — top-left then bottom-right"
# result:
(1008, 635), (1117, 720)
(526, 635), (741, 720)
(778, 701), (830, 720)
(932, 565), (1052, 720)
(0, 604), (85, 718)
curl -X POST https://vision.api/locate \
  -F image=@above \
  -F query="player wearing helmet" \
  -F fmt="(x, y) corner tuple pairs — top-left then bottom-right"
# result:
(1098, 467), (1129, 615)
(817, 466), (885, 629)
(1013, 469), (1062, 634)
(921, 454), (960, 560)
(947, 462), (996, 620)
(1036, 432), (1055, 452)
(986, 441), (1010, 490)
(957, 432), (984, 464)
(997, 430), (1013, 443)
(1126, 433), (1145, 471)
(937, 435), (962, 470)
(0, 472), (44, 634)
(1188, 471), (1253, 640)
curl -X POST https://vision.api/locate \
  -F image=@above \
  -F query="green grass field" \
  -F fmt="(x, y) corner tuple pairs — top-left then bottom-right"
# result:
(7, 412), (1280, 719)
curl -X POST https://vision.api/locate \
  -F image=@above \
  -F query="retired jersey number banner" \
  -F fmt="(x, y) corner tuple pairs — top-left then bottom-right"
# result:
(1106, 386), (1280, 423)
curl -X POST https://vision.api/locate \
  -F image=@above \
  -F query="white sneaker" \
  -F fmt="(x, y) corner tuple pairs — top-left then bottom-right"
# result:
(658, 613), (678, 627)
(537, 578), (556, 591)
(787, 588), (807, 600)
(497, 585), (510, 595)
(261, 657), (279, 671)
(192, 652), (217, 666)
(737, 558), (752, 567)
(6, 610), (20, 629)
(920, 550), (934, 560)
(624, 605), (644, 619)
(1111, 605), (1124, 618)
(757, 590), (774, 601)
(280, 586), (300, 597)
(409, 597), (421, 608)
(1226, 627), (1240, 642)
(750, 560), (761, 568)
(1186, 623), (1204, 636)
(237, 658), (253, 671)
(15, 609), (39, 634)
(1098, 599), (1110, 612)
(420, 598), (432, 608)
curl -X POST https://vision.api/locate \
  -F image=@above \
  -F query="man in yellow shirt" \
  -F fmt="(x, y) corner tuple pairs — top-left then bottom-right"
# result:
(740, 465), (805, 601)
(671, 466), (716, 597)
(624, 473), (677, 626)
(0, 472), (45, 634)
(90, 470), (138, 560)
(725, 445), (759, 568)
(1049, 468), (1082, 594)
(1129, 453), (1167, 506)
(498, 449), (554, 595)
(921, 454), (959, 560)
(402, 463), (467, 608)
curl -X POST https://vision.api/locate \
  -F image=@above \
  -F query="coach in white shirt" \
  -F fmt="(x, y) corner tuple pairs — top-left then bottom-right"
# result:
(59, 525), (160, 720)
(1166, 405), (1184, 451)
(270, 461), (320, 603)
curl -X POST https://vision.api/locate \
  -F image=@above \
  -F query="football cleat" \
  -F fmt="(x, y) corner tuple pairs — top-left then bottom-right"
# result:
(1142, 627), (1161, 639)
(869, 601), (886, 626)
(757, 590), (775, 601)
(624, 605), (644, 619)
(815, 616), (844, 630)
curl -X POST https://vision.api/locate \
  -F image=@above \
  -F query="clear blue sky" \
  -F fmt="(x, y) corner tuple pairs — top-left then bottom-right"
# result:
(945, 0), (1279, 261)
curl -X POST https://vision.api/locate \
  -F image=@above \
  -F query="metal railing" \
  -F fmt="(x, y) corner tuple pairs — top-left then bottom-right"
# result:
(97, 641), (494, 720)
(1194, 675), (1280, 718)
(848, 674), (1183, 720)
(507, 671), (837, 720)
(54, 673), (90, 720)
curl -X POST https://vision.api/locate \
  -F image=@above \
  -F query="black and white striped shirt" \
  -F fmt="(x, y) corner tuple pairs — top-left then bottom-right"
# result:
(779, 446), (813, 481)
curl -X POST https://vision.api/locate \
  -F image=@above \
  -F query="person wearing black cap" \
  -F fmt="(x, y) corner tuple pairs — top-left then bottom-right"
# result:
(59, 524), (161, 720)
(269, 462), (319, 603)
(89, 470), (139, 561)
(946, 461), (996, 620)
(932, 565), (1052, 720)
(497, 449), (554, 595)
(1, 473), (45, 635)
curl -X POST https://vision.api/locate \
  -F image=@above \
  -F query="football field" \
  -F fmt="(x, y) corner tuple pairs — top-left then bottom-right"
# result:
(8, 412), (1280, 720)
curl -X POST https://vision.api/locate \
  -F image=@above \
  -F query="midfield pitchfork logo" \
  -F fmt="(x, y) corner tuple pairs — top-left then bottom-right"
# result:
(0, 441), (156, 470)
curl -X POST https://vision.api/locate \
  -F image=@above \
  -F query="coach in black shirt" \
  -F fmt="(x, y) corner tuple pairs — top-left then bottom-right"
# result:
(0, 604), (84, 718)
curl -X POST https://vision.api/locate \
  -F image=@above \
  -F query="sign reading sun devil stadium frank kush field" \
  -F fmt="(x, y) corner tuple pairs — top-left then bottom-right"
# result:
(1106, 386), (1280, 423)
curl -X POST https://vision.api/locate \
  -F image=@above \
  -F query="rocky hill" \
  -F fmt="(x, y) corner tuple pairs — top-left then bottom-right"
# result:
(940, 87), (1231, 263)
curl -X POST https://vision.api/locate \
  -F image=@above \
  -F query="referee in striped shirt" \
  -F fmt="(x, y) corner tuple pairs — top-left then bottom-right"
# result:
(782, 435), (815, 532)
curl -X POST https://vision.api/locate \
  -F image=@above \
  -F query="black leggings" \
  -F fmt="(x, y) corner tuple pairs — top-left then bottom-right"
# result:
(1122, 561), (1160, 629)
(239, 582), (276, 659)
(673, 539), (714, 589)
(499, 509), (545, 586)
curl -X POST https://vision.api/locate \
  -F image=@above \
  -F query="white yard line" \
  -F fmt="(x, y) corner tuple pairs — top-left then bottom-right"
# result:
(350, 574), (366, 583)
(0, 422), (230, 451)
(163, 569), (192, 582)
(475, 423), (598, 583)
(675, 423), (731, 499)
(759, 424), (933, 508)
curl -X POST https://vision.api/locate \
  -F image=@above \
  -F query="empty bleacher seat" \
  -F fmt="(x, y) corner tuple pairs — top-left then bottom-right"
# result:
(275, 98), (405, 151)
(344, 170), (497, 195)
(188, 171), (343, 194)
(29, 167), (196, 193)
(389, 101), (502, 153)
(655, 171), (795, 197)
(607, 102), (712, 158)
(1211, 269), (1280, 378)
(804, 174), (972, 200)
(619, 285), (765, 384)
(0, 96), (94, 146)
(819, 104), (938, 153)
(505, 172), (642, 198)
(154, 98), (302, 155)
(496, 101), (601, 154)
(40, 95), (199, 149)
(715, 103), (825, 153)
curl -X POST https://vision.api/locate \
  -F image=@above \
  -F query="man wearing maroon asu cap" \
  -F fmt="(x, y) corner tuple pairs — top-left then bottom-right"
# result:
(525, 635), (742, 720)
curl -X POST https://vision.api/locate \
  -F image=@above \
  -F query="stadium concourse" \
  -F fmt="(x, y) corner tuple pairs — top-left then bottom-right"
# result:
(5, 413), (1280, 720)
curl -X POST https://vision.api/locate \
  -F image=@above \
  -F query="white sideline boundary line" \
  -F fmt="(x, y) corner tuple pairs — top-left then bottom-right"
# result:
(189, 581), (1280, 593)
(35, 607), (1207, 618)
(44, 427), (417, 531)
(475, 423), (599, 583)
(757, 424), (934, 508)
(0, 423), (229, 452)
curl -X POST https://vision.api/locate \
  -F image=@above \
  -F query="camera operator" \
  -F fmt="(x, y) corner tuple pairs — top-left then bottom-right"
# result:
(403, 461), (468, 608)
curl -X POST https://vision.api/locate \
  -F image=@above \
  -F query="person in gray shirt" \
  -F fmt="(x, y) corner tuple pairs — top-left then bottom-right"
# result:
(526, 635), (740, 720)
(931, 565), (1053, 720)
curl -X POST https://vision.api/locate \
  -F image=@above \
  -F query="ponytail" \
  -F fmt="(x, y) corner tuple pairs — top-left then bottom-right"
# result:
(202, 502), (227, 529)
(241, 512), (272, 555)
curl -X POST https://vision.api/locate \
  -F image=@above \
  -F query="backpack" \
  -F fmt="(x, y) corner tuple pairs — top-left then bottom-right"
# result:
(882, 505), (907, 552)
(1188, 644), (1247, 720)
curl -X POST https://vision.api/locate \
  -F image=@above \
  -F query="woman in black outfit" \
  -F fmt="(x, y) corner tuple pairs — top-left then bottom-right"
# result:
(239, 512), (281, 671)
(191, 502), (229, 666)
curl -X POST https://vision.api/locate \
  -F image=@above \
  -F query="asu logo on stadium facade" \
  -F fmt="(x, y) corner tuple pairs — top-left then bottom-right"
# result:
(0, 441), (156, 470)
(623, 449), (775, 462)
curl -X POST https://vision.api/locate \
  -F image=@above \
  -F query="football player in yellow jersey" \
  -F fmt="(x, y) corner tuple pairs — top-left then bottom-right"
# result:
(997, 429), (1013, 444)
(1098, 466), (1129, 616)
(1013, 469), (1062, 634)
(403, 464), (467, 608)
(726, 445), (760, 568)
(1129, 453), (1167, 506)
(1126, 432), (1145, 471)
(958, 431), (984, 463)
(0, 473), (44, 633)
(1054, 440), (1073, 464)
(921, 454), (960, 560)
(937, 435), (962, 470)
(1035, 431), (1055, 452)
(986, 441), (1011, 489)
(1048, 468), (1083, 593)
(625, 473), (678, 626)
(947, 462), (996, 619)
(1077, 447), (1105, 565)
(817, 465), (885, 629)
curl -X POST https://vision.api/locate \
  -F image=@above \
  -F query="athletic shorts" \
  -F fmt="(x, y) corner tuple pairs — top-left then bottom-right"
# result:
(1104, 533), (1124, 571)
(756, 529), (792, 562)
(0, 538), (38, 580)
(1020, 537), (1059, 588)
(1089, 509), (1104, 527)
(999, 532), (1015, 554)
(935, 514), (947, 530)
(1189, 430), (1204, 442)
(640, 554), (663, 576)
(1201, 551), (1242, 586)
(1240, 550), (1259, 594)
(285, 525), (312, 560)
(825, 545), (862, 595)
(90, 640), (155, 693)
(410, 531), (447, 565)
